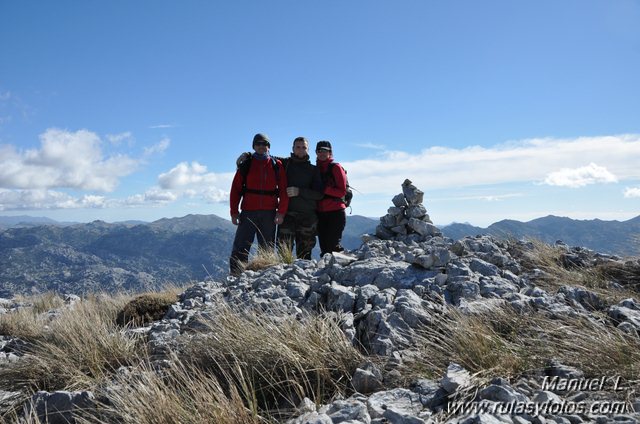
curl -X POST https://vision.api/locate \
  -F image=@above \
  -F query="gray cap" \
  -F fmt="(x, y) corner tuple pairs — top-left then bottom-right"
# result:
(252, 133), (270, 147)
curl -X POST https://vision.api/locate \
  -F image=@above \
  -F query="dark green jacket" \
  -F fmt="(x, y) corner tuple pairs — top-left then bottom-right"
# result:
(282, 154), (323, 215)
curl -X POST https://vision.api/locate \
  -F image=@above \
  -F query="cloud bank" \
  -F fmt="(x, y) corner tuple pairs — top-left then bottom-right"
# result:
(344, 135), (640, 194)
(3, 133), (639, 212)
(0, 128), (139, 192)
(0, 189), (107, 211)
(0, 128), (174, 211)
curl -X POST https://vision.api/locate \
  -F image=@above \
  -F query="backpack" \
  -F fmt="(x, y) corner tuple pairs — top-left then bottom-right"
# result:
(238, 156), (280, 196)
(322, 162), (354, 208)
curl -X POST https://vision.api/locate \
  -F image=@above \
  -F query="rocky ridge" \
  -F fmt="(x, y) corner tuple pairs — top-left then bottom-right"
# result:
(1, 181), (640, 423)
(0, 215), (235, 297)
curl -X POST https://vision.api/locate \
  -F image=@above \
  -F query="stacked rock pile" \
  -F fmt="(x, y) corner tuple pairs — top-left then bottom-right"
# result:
(375, 179), (442, 241)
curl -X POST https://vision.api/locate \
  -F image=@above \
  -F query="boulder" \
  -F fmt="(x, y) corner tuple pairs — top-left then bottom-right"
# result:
(367, 388), (424, 418)
(441, 363), (471, 394)
(27, 391), (95, 424)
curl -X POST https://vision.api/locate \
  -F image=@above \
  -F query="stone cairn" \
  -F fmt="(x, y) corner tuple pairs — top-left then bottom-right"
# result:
(375, 179), (442, 241)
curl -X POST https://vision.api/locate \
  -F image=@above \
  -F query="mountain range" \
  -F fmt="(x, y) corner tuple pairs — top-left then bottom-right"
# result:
(442, 215), (640, 257)
(1, 213), (638, 297)
(0, 215), (234, 297)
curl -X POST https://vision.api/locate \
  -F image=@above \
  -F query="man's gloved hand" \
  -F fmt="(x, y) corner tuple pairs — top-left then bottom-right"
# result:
(232, 214), (240, 225)
(236, 152), (251, 168)
(274, 213), (284, 225)
(286, 186), (300, 197)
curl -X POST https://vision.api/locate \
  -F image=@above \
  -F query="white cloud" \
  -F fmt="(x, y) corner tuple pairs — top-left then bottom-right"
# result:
(355, 142), (386, 150)
(143, 137), (170, 156)
(156, 161), (233, 203)
(624, 187), (640, 198)
(106, 131), (133, 146)
(0, 157), (233, 211)
(159, 162), (221, 189)
(0, 91), (10, 101)
(0, 129), (181, 211)
(149, 124), (175, 129)
(143, 188), (177, 202)
(200, 187), (229, 203)
(123, 188), (178, 206)
(437, 193), (524, 202)
(343, 134), (640, 195)
(0, 186), (180, 211)
(0, 189), (107, 211)
(543, 163), (618, 188)
(0, 128), (139, 192)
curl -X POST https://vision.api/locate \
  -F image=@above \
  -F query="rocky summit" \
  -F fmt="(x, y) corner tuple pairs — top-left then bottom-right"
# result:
(1, 181), (640, 423)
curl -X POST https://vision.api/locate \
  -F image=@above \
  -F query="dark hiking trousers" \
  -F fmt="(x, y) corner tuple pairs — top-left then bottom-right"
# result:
(277, 211), (318, 260)
(229, 210), (276, 275)
(317, 209), (346, 257)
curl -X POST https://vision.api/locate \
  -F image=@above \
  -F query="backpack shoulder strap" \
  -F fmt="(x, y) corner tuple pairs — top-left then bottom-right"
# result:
(239, 156), (252, 177)
(271, 157), (280, 183)
(280, 157), (291, 173)
(238, 157), (252, 195)
(324, 162), (348, 183)
(321, 162), (336, 182)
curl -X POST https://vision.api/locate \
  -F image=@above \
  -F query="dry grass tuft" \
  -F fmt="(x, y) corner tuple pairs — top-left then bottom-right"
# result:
(243, 242), (295, 272)
(0, 293), (67, 341)
(507, 238), (639, 302)
(0, 288), (363, 423)
(182, 306), (364, 414)
(115, 292), (178, 327)
(31, 292), (65, 314)
(411, 306), (539, 380)
(0, 294), (145, 394)
(595, 260), (640, 293)
(411, 304), (640, 388)
(0, 307), (46, 341)
(81, 359), (265, 424)
(276, 240), (296, 265)
(512, 239), (594, 287)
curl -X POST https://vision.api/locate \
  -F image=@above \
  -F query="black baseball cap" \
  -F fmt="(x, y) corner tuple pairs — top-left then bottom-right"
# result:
(316, 140), (332, 151)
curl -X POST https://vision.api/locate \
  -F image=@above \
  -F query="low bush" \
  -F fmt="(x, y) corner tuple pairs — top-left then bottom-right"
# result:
(115, 292), (178, 327)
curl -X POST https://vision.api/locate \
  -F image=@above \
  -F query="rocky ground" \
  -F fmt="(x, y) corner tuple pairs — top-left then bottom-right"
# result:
(1, 180), (639, 423)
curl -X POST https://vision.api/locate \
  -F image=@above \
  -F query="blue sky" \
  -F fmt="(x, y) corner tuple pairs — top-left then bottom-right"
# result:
(1, 0), (639, 226)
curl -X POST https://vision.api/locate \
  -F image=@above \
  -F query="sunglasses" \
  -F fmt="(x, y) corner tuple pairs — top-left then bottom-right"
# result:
(254, 141), (269, 146)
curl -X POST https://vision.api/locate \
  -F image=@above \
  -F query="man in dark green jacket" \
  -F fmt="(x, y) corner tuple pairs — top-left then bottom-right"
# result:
(278, 137), (324, 259)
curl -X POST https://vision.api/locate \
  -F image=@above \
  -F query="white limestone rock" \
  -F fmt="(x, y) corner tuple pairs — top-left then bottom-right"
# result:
(441, 363), (472, 394)
(367, 388), (424, 419)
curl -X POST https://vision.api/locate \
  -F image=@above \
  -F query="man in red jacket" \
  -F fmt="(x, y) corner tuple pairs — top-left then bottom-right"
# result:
(229, 133), (288, 275)
(315, 140), (347, 256)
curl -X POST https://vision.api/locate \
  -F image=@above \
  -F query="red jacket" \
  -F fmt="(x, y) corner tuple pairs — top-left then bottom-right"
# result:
(317, 158), (347, 212)
(229, 156), (289, 217)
